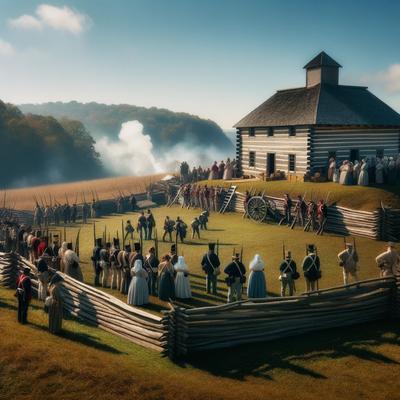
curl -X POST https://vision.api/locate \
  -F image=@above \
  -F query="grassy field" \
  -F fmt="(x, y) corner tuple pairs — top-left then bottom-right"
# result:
(57, 204), (389, 311)
(202, 179), (400, 211)
(1, 285), (400, 400)
(1, 173), (166, 211)
(2, 206), (400, 399)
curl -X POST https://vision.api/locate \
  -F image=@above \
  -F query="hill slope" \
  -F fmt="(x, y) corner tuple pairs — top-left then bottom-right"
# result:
(19, 101), (234, 156)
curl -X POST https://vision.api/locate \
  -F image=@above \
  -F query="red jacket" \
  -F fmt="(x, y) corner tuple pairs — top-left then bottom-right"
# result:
(16, 274), (32, 302)
(38, 241), (47, 257)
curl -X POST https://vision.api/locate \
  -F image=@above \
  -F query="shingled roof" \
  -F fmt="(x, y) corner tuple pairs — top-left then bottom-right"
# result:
(234, 84), (400, 128)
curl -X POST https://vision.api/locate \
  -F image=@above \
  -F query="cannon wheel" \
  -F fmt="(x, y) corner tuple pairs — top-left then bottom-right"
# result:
(246, 196), (268, 222)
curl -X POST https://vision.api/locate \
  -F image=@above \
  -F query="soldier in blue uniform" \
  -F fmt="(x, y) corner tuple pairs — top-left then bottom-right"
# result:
(302, 244), (321, 292)
(279, 251), (299, 296)
(201, 243), (221, 294)
(224, 253), (246, 303)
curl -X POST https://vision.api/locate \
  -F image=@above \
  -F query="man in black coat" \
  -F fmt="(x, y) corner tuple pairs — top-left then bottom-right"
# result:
(224, 253), (246, 303)
(201, 243), (220, 295)
(16, 267), (32, 324)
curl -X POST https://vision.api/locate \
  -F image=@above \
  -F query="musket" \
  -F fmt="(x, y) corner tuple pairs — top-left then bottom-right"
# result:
(93, 222), (96, 246)
(240, 245), (243, 263)
(283, 241), (286, 259)
(121, 220), (125, 245)
(343, 236), (347, 249)
(116, 230), (119, 240)
(216, 239), (219, 257)
(104, 225), (107, 244)
(65, 192), (69, 205)
(75, 228), (81, 257)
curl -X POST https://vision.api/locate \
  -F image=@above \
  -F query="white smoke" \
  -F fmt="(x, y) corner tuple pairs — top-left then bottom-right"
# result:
(95, 120), (233, 176)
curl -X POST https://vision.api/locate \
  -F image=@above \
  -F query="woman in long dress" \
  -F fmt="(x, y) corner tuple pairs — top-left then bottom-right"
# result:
(327, 158), (336, 181)
(37, 255), (49, 301)
(223, 158), (233, 180)
(358, 159), (369, 186)
(48, 273), (64, 334)
(127, 259), (149, 306)
(158, 254), (175, 301)
(375, 159), (384, 184)
(174, 256), (192, 299)
(339, 161), (350, 185)
(247, 254), (267, 298)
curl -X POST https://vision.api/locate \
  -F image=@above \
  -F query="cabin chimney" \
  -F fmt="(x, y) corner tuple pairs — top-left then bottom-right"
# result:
(304, 51), (342, 88)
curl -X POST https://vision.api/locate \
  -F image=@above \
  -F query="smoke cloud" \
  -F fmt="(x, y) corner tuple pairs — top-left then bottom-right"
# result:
(96, 120), (232, 176)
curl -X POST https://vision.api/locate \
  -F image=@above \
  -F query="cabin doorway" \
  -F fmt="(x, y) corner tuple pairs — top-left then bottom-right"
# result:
(266, 153), (275, 176)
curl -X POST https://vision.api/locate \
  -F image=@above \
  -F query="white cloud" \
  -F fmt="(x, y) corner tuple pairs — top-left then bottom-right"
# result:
(0, 38), (15, 56)
(8, 4), (91, 35)
(363, 64), (400, 93)
(8, 14), (42, 30)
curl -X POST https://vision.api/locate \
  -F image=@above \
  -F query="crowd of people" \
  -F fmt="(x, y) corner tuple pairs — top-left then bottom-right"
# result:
(326, 155), (400, 186)
(179, 158), (239, 183)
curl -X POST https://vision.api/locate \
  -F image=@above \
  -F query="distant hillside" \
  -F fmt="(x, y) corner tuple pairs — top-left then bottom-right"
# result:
(0, 101), (104, 187)
(19, 101), (234, 156)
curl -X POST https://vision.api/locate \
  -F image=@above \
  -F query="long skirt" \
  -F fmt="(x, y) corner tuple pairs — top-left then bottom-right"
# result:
(158, 271), (175, 301)
(127, 276), (149, 306)
(175, 272), (191, 299)
(65, 262), (84, 282)
(37, 271), (49, 301)
(247, 271), (267, 298)
(358, 170), (369, 186)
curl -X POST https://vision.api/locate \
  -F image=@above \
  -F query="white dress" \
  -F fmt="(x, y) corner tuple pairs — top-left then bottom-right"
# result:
(127, 260), (149, 306)
(358, 162), (369, 186)
(174, 257), (192, 299)
(375, 162), (384, 184)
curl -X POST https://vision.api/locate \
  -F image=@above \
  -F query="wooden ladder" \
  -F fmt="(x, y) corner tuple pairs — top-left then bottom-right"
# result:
(219, 185), (237, 214)
(167, 186), (183, 207)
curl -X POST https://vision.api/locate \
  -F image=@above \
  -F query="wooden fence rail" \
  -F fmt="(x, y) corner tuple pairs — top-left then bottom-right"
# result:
(1, 252), (399, 360)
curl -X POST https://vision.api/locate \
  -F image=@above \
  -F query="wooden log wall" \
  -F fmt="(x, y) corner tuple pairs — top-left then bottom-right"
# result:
(0, 252), (168, 354)
(238, 127), (310, 178)
(169, 277), (399, 357)
(233, 191), (384, 240)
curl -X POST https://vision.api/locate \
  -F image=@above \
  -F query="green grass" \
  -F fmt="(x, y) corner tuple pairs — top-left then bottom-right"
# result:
(58, 205), (389, 311)
(201, 179), (400, 211)
(1, 285), (400, 400)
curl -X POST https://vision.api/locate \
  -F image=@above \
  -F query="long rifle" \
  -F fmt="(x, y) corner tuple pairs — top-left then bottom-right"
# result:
(75, 228), (81, 257)
(216, 239), (219, 257)
(282, 241), (286, 260)
(343, 236), (347, 249)
(121, 219), (125, 245)
(240, 245), (243, 263)
(93, 222), (96, 246)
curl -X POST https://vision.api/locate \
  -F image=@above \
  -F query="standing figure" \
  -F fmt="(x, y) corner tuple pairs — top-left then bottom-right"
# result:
(375, 242), (400, 277)
(162, 216), (174, 242)
(110, 238), (121, 290)
(292, 195), (306, 228)
(82, 202), (89, 223)
(144, 247), (159, 296)
(353, 160), (361, 184)
(137, 212), (147, 241)
(91, 238), (103, 287)
(223, 158), (233, 180)
(375, 158), (384, 184)
(358, 159), (369, 186)
(127, 260), (149, 306)
(118, 244), (131, 294)
(247, 254), (267, 299)
(199, 211), (209, 230)
(48, 273), (64, 334)
(124, 220), (135, 242)
(71, 204), (78, 223)
(338, 242), (359, 285)
(279, 251), (298, 297)
(175, 217), (187, 243)
(16, 267), (32, 324)
(283, 194), (292, 225)
(339, 161), (351, 185)
(316, 199), (328, 235)
(191, 217), (201, 239)
(327, 157), (336, 181)
(209, 161), (219, 180)
(91, 200), (97, 218)
(158, 254), (175, 301)
(36, 255), (49, 301)
(304, 200), (317, 232)
(129, 194), (137, 211)
(302, 244), (321, 292)
(146, 209), (155, 240)
(224, 253), (246, 303)
(174, 256), (192, 299)
(64, 243), (84, 282)
(218, 160), (225, 179)
(201, 243), (220, 295)
(58, 242), (68, 273)
(100, 242), (111, 288)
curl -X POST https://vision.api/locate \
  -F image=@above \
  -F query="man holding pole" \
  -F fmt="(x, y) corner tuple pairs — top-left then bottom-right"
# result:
(302, 244), (321, 292)
(201, 243), (221, 295)
(338, 240), (359, 285)
(279, 248), (298, 296)
(224, 252), (246, 303)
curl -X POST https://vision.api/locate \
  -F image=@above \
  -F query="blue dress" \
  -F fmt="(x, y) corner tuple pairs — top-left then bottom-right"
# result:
(247, 270), (267, 298)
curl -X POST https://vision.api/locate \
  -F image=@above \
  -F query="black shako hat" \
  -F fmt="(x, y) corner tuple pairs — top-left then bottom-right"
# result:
(208, 243), (216, 251)
(134, 242), (141, 252)
(96, 238), (103, 247)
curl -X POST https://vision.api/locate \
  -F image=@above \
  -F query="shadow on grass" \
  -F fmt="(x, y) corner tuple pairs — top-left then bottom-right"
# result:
(181, 320), (400, 381)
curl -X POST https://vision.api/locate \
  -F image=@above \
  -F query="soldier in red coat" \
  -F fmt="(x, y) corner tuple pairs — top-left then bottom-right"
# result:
(16, 267), (32, 324)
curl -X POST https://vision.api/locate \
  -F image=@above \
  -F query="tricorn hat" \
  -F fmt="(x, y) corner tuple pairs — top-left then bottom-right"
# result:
(134, 242), (141, 252)
(232, 253), (240, 260)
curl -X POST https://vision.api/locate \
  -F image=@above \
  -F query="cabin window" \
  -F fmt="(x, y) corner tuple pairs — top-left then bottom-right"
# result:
(288, 127), (296, 136)
(249, 128), (255, 137)
(267, 128), (274, 136)
(288, 154), (296, 172)
(376, 149), (384, 158)
(249, 151), (256, 167)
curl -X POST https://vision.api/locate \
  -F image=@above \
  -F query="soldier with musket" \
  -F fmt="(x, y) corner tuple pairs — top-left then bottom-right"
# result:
(91, 238), (103, 287)
(224, 253), (246, 303)
(338, 241), (359, 285)
(279, 250), (299, 296)
(110, 238), (121, 290)
(16, 267), (32, 324)
(201, 243), (221, 295)
(304, 200), (317, 232)
(302, 244), (321, 292)
(162, 216), (175, 242)
(118, 244), (131, 294)
(316, 199), (328, 235)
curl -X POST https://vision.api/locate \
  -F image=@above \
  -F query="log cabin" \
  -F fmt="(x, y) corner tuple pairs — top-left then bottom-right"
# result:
(234, 51), (400, 179)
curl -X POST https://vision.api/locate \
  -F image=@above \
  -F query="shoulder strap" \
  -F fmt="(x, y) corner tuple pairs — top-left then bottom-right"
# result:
(305, 255), (317, 272)
(206, 253), (215, 271)
(233, 261), (243, 277)
(282, 260), (293, 273)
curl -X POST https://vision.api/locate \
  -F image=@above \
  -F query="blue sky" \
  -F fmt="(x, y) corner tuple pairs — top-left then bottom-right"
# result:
(0, 0), (399, 128)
